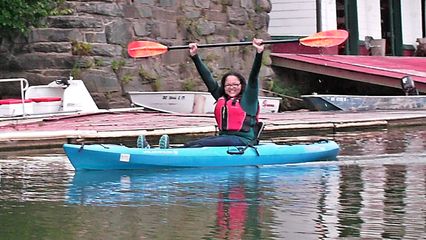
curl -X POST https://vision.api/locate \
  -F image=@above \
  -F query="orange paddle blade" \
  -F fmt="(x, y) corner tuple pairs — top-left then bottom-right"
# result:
(127, 41), (168, 58)
(300, 29), (348, 47)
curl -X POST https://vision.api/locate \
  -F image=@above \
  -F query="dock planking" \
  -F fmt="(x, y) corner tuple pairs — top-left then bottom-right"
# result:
(1, 109), (426, 151)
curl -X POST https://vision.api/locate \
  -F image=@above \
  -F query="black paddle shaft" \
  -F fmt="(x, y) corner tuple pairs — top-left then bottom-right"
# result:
(167, 39), (300, 50)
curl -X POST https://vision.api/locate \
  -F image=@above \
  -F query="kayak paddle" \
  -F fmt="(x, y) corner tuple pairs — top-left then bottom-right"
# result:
(127, 29), (348, 58)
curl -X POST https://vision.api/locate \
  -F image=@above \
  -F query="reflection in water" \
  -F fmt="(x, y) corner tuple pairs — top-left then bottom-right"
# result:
(66, 167), (321, 239)
(360, 165), (386, 239)
(332, 126), (425, 156)
(338, 165), (363, 238)
(0, 126), (425, 239)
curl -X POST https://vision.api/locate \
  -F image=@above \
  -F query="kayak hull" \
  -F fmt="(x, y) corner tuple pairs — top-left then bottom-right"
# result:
(63, 141), (340, 171)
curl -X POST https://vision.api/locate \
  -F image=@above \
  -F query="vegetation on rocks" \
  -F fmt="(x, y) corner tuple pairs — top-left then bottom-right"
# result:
(71, 41), (93, 56)
(0, 0), (63, 37)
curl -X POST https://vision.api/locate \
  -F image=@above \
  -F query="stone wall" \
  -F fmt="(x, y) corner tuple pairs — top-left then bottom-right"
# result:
(0, 0), (272, 108)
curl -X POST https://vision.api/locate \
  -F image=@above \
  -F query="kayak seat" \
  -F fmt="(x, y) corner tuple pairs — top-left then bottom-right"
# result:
(226, 122), (264, 156)
(253, 121), (265, 145)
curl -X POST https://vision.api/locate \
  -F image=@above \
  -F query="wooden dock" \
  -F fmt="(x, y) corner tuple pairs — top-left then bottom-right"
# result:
(1, 109), (426, 151)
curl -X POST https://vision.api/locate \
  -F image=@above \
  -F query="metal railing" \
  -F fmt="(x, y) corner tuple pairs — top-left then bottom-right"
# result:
(0, 78), (30, 116)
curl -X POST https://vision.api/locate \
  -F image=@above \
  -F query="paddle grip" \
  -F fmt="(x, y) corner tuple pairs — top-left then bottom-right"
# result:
(167, 39), (299, 50)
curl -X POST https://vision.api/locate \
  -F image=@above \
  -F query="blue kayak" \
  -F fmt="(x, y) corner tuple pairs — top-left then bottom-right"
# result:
(63, 140), (340, 171)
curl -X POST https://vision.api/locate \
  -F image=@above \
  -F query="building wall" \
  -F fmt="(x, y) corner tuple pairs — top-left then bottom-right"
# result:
(357, 0), (382, 40)
(401, 0), (423, 46)
(268, 0), (317, 36)
(319, 0), (337, 31)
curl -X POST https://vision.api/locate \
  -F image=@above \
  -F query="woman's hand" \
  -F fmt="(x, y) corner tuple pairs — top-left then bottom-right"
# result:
(252, 38), (264, 53)
(189, 43), (198, 56)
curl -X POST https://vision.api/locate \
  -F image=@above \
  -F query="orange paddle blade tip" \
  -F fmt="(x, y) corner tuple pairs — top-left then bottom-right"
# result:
(127, 41), (168, 58)
(300, 29), (349, 48)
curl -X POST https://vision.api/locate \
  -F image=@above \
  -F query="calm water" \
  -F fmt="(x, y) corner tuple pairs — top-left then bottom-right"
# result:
(1, 127), (425, 239)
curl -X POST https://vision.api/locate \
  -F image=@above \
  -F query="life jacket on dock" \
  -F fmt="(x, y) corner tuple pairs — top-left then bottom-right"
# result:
(214, 96), (258, 132)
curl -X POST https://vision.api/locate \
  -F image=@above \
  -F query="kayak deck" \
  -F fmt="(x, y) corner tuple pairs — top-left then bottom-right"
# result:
(63, 141), (340, 171)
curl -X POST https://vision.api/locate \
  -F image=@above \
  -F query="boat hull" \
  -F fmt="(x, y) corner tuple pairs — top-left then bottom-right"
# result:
(63, 141), (340, 170)
(128, 91), (281, 114)
(302, 94), (426, 111)
(0, 78), (99, 119)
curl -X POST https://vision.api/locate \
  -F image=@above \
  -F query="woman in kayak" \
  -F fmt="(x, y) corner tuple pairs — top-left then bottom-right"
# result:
(183, 38), (264, 147)
(137, 38), (264, 149)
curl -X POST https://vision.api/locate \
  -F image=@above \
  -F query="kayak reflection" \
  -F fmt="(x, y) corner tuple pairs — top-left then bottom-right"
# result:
(66, 166), (327, 238)
(66, 166), (321, 206)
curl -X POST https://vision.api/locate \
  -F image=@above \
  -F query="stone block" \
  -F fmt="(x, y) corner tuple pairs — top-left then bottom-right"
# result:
(135, 6), (153, 17)
(194, 0), (210, 8)
(159, 21), (178, 39)
(206, 10), (228, 23)
(12, 53), (75, 70)
(105, 20), (133, 45)
(251, 12), (268, 30)
(39, 69), (71, 79)
(256, 0), (272, 13)
(152, 7), (177, 21)
(80, 68), (121, 92)
(30, 42), (72, 53)
(29, 29), (83, 43)
(118, 66), (144, 92)
(73, 56), (95, 69)
(227, 8), (248, 25)
(133, 21), (154, 36)
(47, 16), (103, 29)
(85, 32), (107, 43)
(134, 0), (155, 4)
(241, 0), (254, 10)
(77, 3), (124, 17)
(159, 0), (176, 8)
(91, 44), (123, 57)
(184, 9), (201, 19)
(196, 19), (216, 36)
(161, 50), (187, 66)
(123, 4), (141, 18)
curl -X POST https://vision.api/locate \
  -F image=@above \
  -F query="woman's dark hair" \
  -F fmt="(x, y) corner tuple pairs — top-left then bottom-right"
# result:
(220, 71), (246, 97)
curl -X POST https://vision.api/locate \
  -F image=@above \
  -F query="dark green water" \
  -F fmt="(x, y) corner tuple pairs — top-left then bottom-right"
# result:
(1, 127), (425, 239)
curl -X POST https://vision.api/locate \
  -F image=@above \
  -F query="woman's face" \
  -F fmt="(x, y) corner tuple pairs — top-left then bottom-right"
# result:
(224, 75), (242, 98)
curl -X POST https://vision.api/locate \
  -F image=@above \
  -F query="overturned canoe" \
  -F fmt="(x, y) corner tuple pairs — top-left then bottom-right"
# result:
(302, 94), (426, 111)
(63, 140), (340, 171)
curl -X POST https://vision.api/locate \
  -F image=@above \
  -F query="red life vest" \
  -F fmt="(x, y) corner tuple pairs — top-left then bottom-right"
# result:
(214, 97), (258, 132)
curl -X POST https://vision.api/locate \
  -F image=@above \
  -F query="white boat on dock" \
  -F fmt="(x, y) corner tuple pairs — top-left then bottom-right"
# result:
(128, 91), (281, 114)
(0, 77), (99, 120)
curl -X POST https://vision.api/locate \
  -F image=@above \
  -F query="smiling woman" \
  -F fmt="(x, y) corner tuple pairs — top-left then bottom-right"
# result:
(180, 39), (265, 147)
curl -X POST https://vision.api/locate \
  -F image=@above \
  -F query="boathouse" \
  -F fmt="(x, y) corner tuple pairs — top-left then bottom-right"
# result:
(268, 0), (426, 94)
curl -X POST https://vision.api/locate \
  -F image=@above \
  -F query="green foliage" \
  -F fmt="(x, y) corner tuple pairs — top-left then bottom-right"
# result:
(138, 67), (157, 82)
(0, 0), (63, 37)
(261, 50), (272, 66)
(70, 63), (81, 79)
(121, 74), (133, 85)
(50, 4), (73, 16)
(111, 59), (126, 72)
(266, 79), (300, 97)
(139, 67), (160, 91)
(71, 41), (92, 56)
(176, 16), (201, 41)
(94, 58), (105, 67)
